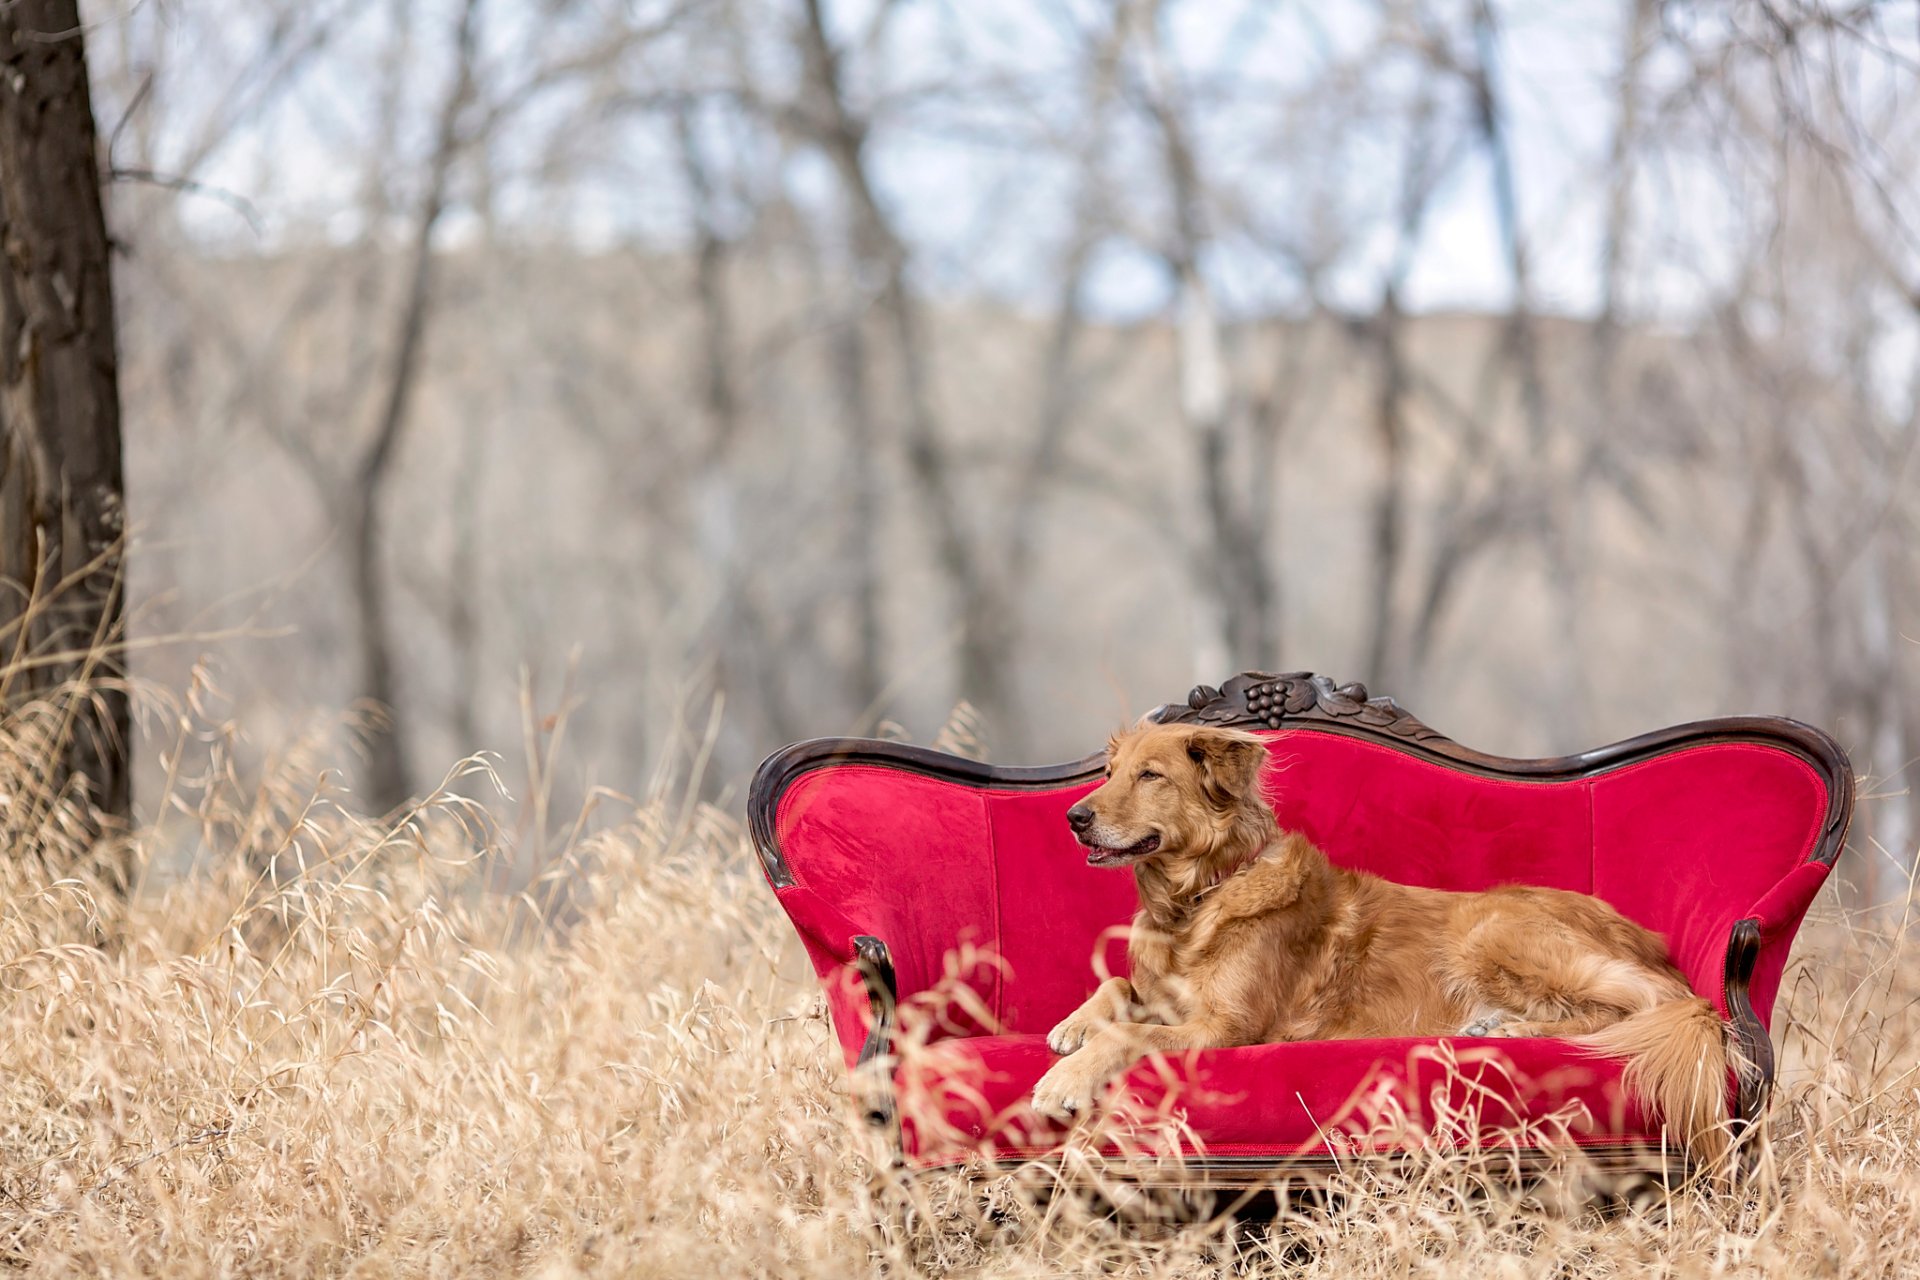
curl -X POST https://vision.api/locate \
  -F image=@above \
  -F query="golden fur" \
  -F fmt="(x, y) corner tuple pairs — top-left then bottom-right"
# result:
(1034, 722), (1746, 1168)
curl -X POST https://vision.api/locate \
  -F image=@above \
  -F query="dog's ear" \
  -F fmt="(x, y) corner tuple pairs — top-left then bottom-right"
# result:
(1185, 728), (1267, 809)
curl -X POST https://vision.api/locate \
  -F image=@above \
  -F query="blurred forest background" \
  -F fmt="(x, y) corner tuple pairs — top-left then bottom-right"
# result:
(65, 0), (1920, 898)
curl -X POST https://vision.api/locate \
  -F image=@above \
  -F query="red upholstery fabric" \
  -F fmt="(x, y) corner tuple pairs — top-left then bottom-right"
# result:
(773, 766), (1001, 1060)
(1590, 745), (1827, 1025)
(1264, 736), (1594, 895)
(767, 729), (1836, 1165)
(987, 786), (1137, 1035)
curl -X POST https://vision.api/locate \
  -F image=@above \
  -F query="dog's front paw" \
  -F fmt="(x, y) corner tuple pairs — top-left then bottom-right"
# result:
(1459, 1013), (1509, 1037)
(1485, 1020), (1542, 1038)
(1047, 1015), (1093, 1056)
(1030, 1061), (1098, 1120)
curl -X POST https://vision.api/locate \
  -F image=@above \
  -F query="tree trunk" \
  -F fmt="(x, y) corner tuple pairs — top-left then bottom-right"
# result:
(1143, 30), (1277, 680)
(828, 300), (886, 719)
(0, 0), (130, 825)
(1179, 266), (1271, 672)
(346, 488), (409, 811)
(1362, 289), (1408, 691)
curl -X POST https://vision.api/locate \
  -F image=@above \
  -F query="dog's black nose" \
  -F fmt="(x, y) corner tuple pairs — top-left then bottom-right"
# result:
(1066, 803), (1094, 831)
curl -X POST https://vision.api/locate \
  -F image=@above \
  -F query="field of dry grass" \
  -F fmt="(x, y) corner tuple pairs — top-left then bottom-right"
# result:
(2, 678), (1918, 1278)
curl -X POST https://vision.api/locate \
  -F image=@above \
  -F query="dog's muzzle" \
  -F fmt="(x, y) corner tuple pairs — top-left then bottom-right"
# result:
(1082, 832), (1161, 867)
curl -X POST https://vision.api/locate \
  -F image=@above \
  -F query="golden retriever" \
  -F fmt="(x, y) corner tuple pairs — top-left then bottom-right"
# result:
(1031, 722), (1744, 1167)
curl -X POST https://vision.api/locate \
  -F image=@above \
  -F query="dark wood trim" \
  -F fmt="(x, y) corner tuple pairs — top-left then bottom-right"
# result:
(747, 670), (1854, 1177)
(1723, 917), (1774, 1130)
(851, 935), (899, 1134)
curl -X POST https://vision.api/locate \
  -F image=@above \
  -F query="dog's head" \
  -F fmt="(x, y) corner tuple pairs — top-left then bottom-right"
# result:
(1065, 723), (1270, 869)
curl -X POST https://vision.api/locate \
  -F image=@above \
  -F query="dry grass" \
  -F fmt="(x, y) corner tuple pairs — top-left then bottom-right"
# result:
(1, 677), (1917, 1277)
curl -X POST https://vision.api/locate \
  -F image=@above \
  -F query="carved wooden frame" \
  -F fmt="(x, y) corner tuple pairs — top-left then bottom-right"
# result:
(748, 670), (1854, 1181)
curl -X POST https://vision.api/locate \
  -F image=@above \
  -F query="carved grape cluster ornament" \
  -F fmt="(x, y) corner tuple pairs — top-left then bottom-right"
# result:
(1161, 670), (1451, 744)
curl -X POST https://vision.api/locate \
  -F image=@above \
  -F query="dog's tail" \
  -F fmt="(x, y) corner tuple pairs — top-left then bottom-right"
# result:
(1579, 996), (1751, 1173)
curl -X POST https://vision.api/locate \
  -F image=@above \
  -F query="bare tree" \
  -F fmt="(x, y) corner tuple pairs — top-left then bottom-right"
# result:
(344, 0), (482, 812)
(788, 0), (1113, 750)
(795, 0), (1012, 730)
(1137, 18), (1280, 676)
(232, 0), (483, 812)
(1357, 71), (1448, 692)
(0, 0), (130, 826)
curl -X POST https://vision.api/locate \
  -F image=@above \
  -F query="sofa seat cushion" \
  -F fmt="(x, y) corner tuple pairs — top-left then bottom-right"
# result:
(895, 1033), (1667, 1169)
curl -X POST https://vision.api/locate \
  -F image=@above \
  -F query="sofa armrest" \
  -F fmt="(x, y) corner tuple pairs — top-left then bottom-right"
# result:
(756, 761), (1010, 1047)
(1589, 743), (1840, 1025)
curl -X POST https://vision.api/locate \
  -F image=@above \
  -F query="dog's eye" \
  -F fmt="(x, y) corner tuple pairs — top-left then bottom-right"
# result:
(1137, 769), (1160, 782)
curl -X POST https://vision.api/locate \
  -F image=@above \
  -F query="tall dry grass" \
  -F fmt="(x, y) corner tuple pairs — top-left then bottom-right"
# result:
(0, 670), (1917, 1277)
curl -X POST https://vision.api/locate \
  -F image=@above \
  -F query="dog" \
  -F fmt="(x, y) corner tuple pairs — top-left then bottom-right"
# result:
(1030, 721), (1745, 1167)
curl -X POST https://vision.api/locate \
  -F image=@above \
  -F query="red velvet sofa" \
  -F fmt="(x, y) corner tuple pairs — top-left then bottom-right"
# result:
(748, 672), (1853, 1180)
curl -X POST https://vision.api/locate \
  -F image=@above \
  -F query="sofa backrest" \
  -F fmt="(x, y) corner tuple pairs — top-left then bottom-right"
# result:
(757, 696), (1848, 1064)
